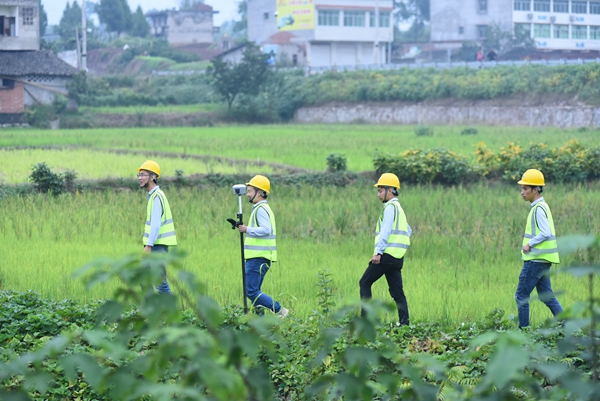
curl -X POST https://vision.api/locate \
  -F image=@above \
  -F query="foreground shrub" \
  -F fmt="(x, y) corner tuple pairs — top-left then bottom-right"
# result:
(1, 234), (599, 400)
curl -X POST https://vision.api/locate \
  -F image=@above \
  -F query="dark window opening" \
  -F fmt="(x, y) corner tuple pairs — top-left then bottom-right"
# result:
(0, 79), (16, 89)
(264, 12), (269, 20)
(0, 16), (16, 36)
(22, 7), (34, 25)
(459, 26), (464, 34)
(292, 54), (298, 65)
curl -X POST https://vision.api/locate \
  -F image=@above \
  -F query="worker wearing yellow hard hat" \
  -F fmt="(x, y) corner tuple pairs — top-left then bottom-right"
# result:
(359, 172), (411, 326)
(515, 168), (563, 328)
(138, 160), (177, 294)
(237, 175), (289, 318)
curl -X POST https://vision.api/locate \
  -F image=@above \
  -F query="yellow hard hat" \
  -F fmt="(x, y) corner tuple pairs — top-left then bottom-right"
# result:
(138, 160), (161, 178)
(517, 169), (545, 186)
(246, 175), (270, 194)
(374, 173), (400, 189)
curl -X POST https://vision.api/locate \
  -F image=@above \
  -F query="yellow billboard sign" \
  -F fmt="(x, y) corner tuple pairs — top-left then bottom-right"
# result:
(276, 0), (315, 31)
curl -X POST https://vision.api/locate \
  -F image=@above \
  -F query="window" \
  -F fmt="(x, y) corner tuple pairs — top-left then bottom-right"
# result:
(590, 25), (600, 38)
(379, 12), (390, 27)
(572, 1), (588, 13)
(591, 2), (600, 13)
(0, 78), (15, 89)
(553, 0), (569, 12)
(459, 26), (464, 34)
(0, 16), (16, 36)
(514, 0), (531, 11)
(22, 7), (34, 25)
(477, 24), (487, 38)
(318, 10), (339, 26)
(573, 25), (587, 38)
(514, 23), (531, 36)
(534, 23), (551, 37)
(344, 11), (365, 27)
(479, 0), (488, 12)
(263, 12), (269, 20)
(533, 0), (550, 11)
(554, 24), (569, 38)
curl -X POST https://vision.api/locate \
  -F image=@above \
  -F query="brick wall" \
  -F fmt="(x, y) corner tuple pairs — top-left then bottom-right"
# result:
(0, 81), (25, 114)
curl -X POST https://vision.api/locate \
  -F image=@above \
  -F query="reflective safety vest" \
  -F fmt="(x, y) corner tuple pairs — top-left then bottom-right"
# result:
(143, 188), (177, 246)
(244, 202), (277, 262)
(374, 199), (410, 259)
(522, 201), (559, 264)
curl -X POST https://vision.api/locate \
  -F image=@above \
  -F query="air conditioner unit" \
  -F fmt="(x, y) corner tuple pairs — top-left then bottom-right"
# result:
(527, 13), (533, 20)
(550, 16), (556, 22)
(570, 15), (575, 21)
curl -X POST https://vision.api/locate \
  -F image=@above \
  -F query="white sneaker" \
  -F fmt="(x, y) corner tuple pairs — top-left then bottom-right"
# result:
(278, 307), (289, 319)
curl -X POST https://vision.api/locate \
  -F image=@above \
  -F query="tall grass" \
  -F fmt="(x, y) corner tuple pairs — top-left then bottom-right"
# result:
(0, 125), (598, 172)
(1, 183), (597, 327)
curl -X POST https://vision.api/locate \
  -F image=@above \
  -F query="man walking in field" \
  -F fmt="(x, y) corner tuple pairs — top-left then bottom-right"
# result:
(138, 160), (176, 294)
(238, 175), (289, 318)
(515, 169), (563, 328)
(360, 173), (411, 326)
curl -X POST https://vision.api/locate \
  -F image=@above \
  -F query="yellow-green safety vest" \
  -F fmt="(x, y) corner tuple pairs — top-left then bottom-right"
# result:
(245, 202), (277, 262)
(374, 200), (410, 259)
(143, 189), (177, 246)
(522, 201), (559, 264)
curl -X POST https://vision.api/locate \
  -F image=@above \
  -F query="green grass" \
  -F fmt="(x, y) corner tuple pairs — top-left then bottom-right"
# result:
(168, 61), (211, 71)
(0, 125), (598, 172)
(1, 184), (597, 326)
(79, 104), (225, 114)
(0, 148), (274, 183)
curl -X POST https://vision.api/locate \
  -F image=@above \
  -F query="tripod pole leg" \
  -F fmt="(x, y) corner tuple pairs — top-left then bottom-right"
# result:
(240, 231), (248, 314)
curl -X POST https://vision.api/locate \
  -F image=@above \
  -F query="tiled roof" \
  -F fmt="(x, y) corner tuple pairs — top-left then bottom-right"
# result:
(0, 50), (78, 77)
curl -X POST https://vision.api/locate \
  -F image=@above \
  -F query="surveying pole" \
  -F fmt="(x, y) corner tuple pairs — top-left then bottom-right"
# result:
(227, 184), (249, 314)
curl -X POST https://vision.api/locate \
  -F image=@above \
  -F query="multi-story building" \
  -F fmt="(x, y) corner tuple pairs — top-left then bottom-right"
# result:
(146, 3), (218, 45)
(0, 0), (76, 124)
(430, 0), (600, 52)
(248, 0), (394, 67)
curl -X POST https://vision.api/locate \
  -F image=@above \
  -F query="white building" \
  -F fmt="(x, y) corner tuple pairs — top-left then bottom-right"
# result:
(431, 0), (600, 51)
(146, 3), (218, 45)
(248, 0), (394, 67)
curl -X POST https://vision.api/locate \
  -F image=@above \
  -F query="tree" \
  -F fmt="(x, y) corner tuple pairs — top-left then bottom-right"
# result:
(394, 0), (430, 42)
(39, 0), (48, 37)
(97, 0), (132, 37)
(233, 0), (247, 41)
(57, 1), (83, 48)
(130, 5), (149, 37)
(484, 23), (535, 57)
(207, 43), (272, 112)
(179, 0), (204, 10)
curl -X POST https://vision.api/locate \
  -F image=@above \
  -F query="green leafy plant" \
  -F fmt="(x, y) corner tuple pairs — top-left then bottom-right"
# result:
(325, 153), (348, 172)
(414, 126), (433, 137)
(29, 163), (66, 196)
(460, 127), (478, 135)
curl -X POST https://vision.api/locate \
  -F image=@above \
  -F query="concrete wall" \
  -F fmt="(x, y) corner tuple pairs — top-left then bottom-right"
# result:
(0, 1), (40, 50)
(294, 103), (600, 127)
(166, 9), (214, 45)
(22, 76), (70, 106)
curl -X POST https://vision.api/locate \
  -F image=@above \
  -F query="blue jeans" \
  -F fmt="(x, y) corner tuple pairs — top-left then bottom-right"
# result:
(245, 257), (281, 313)
(515, 260), (563, 328)
(150, 245), (172, 294)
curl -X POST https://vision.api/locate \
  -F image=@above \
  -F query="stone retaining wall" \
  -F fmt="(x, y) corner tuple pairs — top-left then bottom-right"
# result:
(294, 104), (600, 127)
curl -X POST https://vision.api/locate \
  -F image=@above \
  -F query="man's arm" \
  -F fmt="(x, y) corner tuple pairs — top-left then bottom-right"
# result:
(528, 207), (552, 247)
(147, 196), (163, 247)
(374, 205), (395, 256)
(245, 207), (272, 236)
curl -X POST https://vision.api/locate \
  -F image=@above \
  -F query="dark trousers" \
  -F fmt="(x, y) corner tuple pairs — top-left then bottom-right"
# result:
(359, 253), (409, 325)
(149, 244), (172, 294)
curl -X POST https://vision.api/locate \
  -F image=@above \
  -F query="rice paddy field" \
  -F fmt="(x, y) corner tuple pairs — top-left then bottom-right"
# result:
(1, 124), (599, 327)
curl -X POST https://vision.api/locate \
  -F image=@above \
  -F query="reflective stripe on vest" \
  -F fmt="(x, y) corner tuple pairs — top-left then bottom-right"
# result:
(143, 189), (177, 246)
(245, 202), (277, 262)
(374, 200), (410, 259)
(522, 201), (559, 264)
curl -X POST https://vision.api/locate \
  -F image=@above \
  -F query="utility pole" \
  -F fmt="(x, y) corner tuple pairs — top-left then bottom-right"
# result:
(81, 0), (87, 71)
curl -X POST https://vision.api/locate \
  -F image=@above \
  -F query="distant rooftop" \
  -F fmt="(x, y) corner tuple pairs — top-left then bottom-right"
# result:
(0, 50), (78, 76)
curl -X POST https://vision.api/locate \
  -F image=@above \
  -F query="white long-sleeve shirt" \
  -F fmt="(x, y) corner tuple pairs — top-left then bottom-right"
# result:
(146, 186), (163, 246)
(375, 198), (412, 255)
(528, 197), (552, 247)
(246, 200), (272, 237)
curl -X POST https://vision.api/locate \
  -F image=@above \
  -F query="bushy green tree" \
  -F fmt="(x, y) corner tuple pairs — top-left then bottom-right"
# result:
(129, 5), (149, 37)
(57, 1), (82, 48)
(39, 0), (48, 36)
(394, 0), (430, 42)
(207, 43), (272, 111)
(484, 22), (535, 56)
(97, 0), (132, 37)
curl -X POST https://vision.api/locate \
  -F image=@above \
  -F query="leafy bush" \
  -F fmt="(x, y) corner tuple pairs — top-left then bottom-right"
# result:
(414, 125), (433, 137)
(1, 235), (600, 400)
(374, 148), (476, 185)
(325, 153), (348, 172)
(461, 127), (478, 135)
(28, 163), (65, 195)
